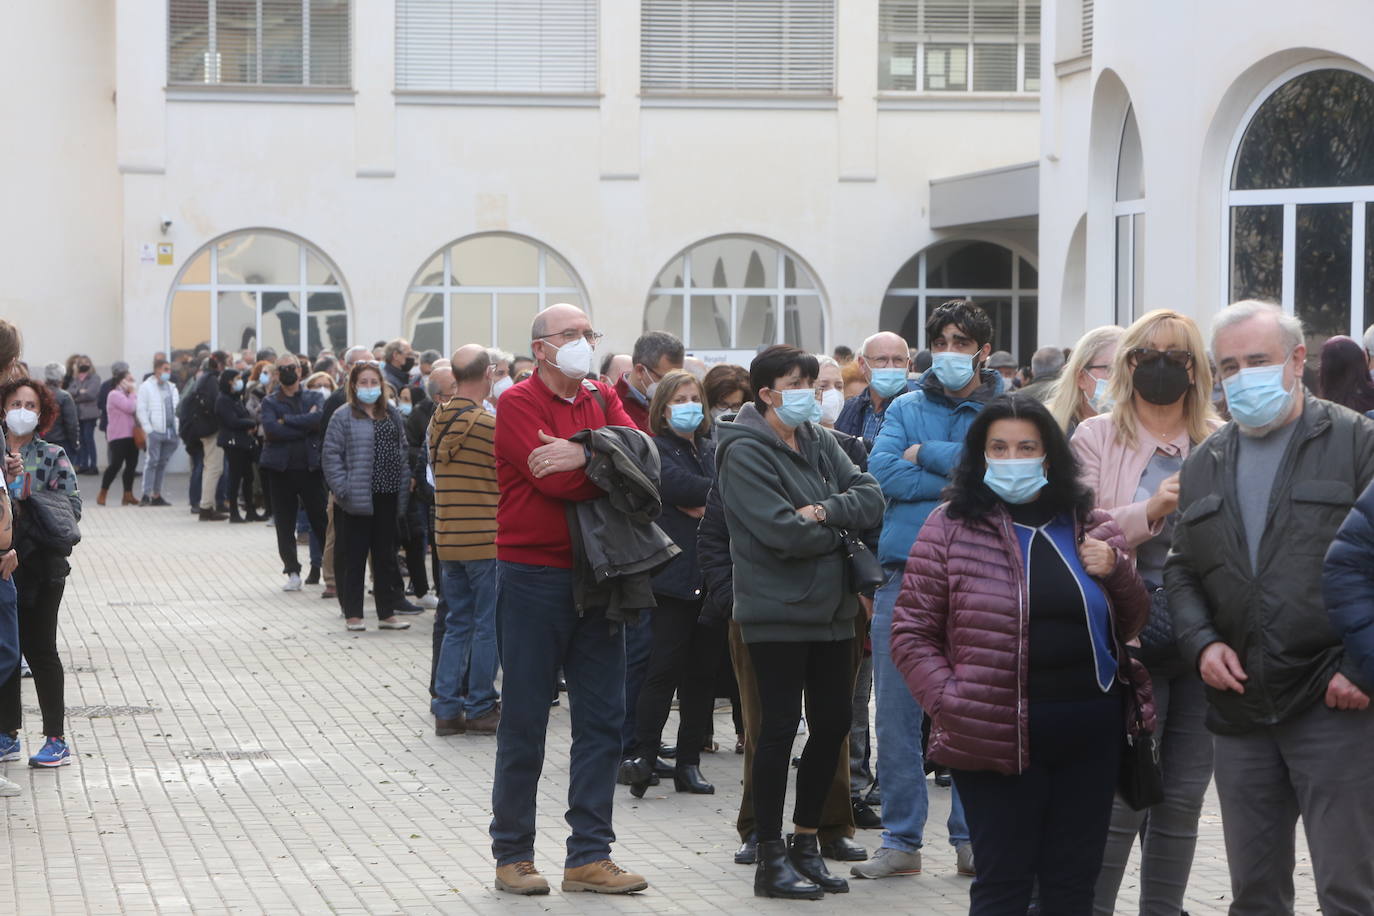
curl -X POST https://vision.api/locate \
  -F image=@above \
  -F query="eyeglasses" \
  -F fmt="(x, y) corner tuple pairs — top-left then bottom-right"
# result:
(540, 330), (604, 345)
(1127, 348), (1193, 369)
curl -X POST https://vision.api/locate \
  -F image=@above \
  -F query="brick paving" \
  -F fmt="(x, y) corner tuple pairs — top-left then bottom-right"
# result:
(0, 474), (1319, 914)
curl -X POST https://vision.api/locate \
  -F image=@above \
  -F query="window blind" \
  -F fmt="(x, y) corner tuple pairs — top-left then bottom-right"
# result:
(396, 0), (599, 93)
(642, 0), (836, 94)
(878, 0), (1038, 93)
(1081, 0), (1093, 55)
(167, 0), (351, 87)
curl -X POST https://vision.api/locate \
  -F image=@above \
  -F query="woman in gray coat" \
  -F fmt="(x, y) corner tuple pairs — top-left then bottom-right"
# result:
(322, 363), (411, 632)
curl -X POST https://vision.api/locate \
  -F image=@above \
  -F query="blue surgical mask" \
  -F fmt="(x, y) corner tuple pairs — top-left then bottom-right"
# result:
(232, 378), (244, 393)
(259, 372), (272, 386)
(1089, 376), (1114, 413)
(984, 456), (1048, 505)
(773, 388), (817, 427)
(159, 371), (171, 383)
(931, 351), (977, 391)
(870, 367), (908, 399)
(399, 402), (413, 417)
(1224, 359), (1295, 430)
(668, 402), (704, 433)
(356, 386), (381, 404)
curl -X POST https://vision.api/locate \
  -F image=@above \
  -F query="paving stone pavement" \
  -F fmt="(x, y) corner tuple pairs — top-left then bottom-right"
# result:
(0, 475), (1320, 915)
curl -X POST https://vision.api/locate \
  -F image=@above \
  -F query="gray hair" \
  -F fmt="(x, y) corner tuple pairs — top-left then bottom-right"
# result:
(343, 344), (372, 366)
(419, 349), (441, 366)
(486, 347), (513, 365)
(1030, 346), (1066, 379)
(42, 362), (63, 384)
(1211, 300), (1304, 354)
(815, 355), (841, 372)
(632, 331), (684, 369)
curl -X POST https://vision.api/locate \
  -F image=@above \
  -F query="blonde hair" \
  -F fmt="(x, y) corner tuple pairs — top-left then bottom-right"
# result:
(647, 369), (709, 438)
(1108, 309), (1216, 448)
(1047, 326), (1124, 433)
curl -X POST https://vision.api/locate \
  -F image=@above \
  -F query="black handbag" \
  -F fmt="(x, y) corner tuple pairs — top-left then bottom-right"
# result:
(24, 487), (81, 556)
(1118, 675), (1164, 811)
(1137, 586), (1175, 655)
(840, 529), (885, 594)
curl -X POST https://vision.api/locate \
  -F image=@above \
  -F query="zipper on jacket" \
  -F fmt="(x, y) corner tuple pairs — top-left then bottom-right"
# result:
(1001, 513), (1026, 771)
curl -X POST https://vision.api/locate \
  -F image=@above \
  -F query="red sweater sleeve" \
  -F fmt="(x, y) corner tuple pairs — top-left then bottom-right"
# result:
(494, 384), (603, 502)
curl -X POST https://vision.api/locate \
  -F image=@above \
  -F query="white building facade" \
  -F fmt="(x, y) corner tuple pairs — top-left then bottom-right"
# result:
(1039, 0), (1374, 355)
(2, 0), (1048, 374)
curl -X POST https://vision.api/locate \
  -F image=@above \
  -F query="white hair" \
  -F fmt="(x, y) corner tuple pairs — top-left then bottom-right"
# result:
(815, 355), (841, 371)
(1211, 300), (1304, 354)
(1363, 323), (1374, 356)
(343, 344), (372, 365)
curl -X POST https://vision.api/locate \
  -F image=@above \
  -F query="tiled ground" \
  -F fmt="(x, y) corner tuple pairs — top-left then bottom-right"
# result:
(0, 474), (1318, 914)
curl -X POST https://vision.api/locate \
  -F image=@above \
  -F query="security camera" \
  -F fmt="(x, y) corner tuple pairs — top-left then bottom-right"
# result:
(160, 216), (173, 234)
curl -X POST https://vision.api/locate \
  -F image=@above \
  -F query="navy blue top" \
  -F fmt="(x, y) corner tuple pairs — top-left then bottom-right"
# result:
(651, 431), (716, 601)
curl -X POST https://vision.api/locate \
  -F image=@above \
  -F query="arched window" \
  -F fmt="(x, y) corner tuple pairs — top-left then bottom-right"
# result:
(403, 233), (587, 356)
(880, 240), (1038, 360)
(1228, 66), (1374, 352)
(167, 230), (349, 358)
(644, 236), (826, 352)
(1115, 105), (1145, 325)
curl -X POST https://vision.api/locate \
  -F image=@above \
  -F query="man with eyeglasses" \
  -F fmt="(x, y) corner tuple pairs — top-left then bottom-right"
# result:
(489, 303), (648, 897)
(613, 331), (684, 433)
(835, 331), (916, 451)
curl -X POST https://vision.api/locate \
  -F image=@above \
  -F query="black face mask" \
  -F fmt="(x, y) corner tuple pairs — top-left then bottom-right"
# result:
(278, 366), (298, 386)
(1132, 358), (1190, 406)
(78, 364), (91, 373)
(401, 356), (416, 373)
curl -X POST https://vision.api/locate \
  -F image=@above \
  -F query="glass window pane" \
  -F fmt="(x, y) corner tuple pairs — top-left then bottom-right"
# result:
(880, 294), (921, 347)
(977, 298), (1014, 353)
(689, 295), (729, 348)
(1018, 297), (1038, 364)
(1133, 213), (1146, 317)
(878, 41), (919, 92)
(260, 293), (300, 356)
(924, 44), (968, 92)
(784, 296), (824, 353)
(168, 0), (211, 84)
(926, 240), (1012, 289)
(307, 291), (348, 356)
(216, 0), (259, 84)
(1020, 258), (1038, 289)
(453, 237), (538, 287)
(308, 0), (351, 87)
(1230, 205), (1283, 303)
(1116, 215), (1132, 325)
(645, 294), (684, 338)
(218, 291), (258, 355)
(1023, 41), (1040, 92)
(307, 251), (337, 285)
(545, 255), (577, 289)
(405, 292), (446, 354)
(413, 252), (449, 287)
(217, 233), (299, 285)
(261, 0), (304, 85)
(972, 43), (1016, 92)
(691, 238), (776, 290)
(653, 257), (685, 289)
(496, 293), (539, 354)
(1295, 203), (1353, 360)
(1233, 69), (1374, 190)
(887, 253), (921, 291)
(784, 257), (816, 289)
(453, 293), (495, 349)
(181, 250), (211, 285)
(1116, 107), (1145, 201)
(169, 290), (211, 353)
(736, 294), (778, 349)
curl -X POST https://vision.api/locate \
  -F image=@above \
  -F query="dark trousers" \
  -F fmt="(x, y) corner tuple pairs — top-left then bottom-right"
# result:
(100, 438), (138, 493)
(490, 561), (625, 869)
(77, 418), (98, 471)
(731, 620), (859, 843)
(265, 468), (327, 575)
(0, 567), (67, 737)
(334, 493), (402, 619)
(747, 637), (855, 843)
(224, 448), (255, 518)
(632, 595), (719, 766)
(258, 461), (273, 517)
(620, 612), (653, 755)
(403, 501), (430, 598)
(953, 694), (1122, 916)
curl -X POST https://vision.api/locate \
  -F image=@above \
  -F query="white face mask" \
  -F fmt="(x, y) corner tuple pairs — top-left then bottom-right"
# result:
(491, 375), (514, 398)
(5, 408), (38, 437)
(546, 337), (596, 380)
(819, 388), (844, 423)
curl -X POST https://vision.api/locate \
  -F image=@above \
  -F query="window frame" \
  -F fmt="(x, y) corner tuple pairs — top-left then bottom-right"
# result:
(877, 0), (1041, 96)
(167, 0), (353, 90)
(165, 229), (351, 357)
(1220, 60), (1374, 342)
(1114, 105), (1145, 326)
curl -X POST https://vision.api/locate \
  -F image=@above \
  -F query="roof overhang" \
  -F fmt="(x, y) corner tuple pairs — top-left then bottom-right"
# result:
(929, 160), (1039, 232)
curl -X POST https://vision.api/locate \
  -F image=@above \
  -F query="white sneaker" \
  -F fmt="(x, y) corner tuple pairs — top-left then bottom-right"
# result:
(0, 775), (21, 797)
(283, 573), (303, 592)
(419, 594), (439, 609)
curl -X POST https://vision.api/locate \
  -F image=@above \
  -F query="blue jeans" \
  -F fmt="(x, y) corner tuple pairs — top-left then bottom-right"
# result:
(0, 577), (17, 685)
(141, 431), (177, 498)
(297, 508), (322, 569)
(432, 558), (499, 720)
(621, 611), (653, 755)
(490, 562), (625, 869)
(77, 418), (98, 470)
(188, 445), (204, 508)
(873, 567), (969, 851)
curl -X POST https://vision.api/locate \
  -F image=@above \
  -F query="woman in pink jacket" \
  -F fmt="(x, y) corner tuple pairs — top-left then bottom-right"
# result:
(891, 393), (1149, 916)
(1070, 310), (1221, 916)
(98, 370), (139, 506)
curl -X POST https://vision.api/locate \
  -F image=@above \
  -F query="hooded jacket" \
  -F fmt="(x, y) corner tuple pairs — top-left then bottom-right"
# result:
(715, 403), (884, 644)
(869, 367), (1004, 567)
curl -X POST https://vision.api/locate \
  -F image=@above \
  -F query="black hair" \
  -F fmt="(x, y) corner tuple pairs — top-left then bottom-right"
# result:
(944, 394), (1094, 523)
(749, 345), (819, 412)
(632, 331), (684, 370)
(926, 299), (993, 350)
(218, 368), (242, 395)
(833, 345), (854, 361)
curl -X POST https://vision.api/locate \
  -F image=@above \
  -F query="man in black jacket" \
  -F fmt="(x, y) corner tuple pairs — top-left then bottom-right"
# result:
(183, 354), (226, 521)
(1166, 300), (1374, 913)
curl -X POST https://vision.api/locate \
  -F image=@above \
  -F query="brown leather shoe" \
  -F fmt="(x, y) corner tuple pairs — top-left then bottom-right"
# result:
(121, 491), (138, 505)
(434, 716), (465, 737)
(561, 859), (648, 894)
(96, 489), (107, 506)
(495, 861), (550, 896)
(465, 704), (501, 735)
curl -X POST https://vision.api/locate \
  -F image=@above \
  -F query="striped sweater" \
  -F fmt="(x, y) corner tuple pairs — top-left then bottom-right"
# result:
(430, 397), (498, 562)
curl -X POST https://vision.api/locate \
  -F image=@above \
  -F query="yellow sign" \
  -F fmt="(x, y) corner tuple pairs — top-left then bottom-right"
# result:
(157, 243), (173, 266)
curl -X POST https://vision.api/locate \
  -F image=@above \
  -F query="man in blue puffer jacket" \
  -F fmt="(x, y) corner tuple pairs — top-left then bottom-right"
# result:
(856, 299), (1003, 881)
(1322, 480), (1374, 701)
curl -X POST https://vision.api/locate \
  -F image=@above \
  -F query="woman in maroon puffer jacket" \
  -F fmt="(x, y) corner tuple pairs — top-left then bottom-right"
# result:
(891, 394), (1149, 916)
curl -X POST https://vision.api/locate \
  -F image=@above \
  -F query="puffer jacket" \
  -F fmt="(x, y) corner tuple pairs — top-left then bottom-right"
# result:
(891, 503), (1150, 775)
(322, 404), (411, 517)
(1323, 476), (1374, 694)
(651, 431), (715, 600)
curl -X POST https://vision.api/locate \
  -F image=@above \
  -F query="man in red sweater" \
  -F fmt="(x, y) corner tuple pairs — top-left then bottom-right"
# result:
(489, 303), (648, 897)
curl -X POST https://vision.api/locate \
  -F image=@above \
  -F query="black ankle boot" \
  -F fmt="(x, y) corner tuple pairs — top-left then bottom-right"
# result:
(305, 565), (321, 585)
(787, 834), (848, 893)
(754, 839), (823, 899)
(623, 756), (654, 799)
(673, 763), (714, 794)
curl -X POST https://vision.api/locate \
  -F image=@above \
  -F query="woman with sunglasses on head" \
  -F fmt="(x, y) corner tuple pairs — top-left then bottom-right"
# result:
(891, 394), (1149, 916)
(1069, 310), (1221, 916)
(1047, 326), (1125, 435)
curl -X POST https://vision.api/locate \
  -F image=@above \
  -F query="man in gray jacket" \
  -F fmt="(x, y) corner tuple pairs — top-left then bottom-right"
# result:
(42, 363), (80, 460)
(1166, 300), (1374, 914)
